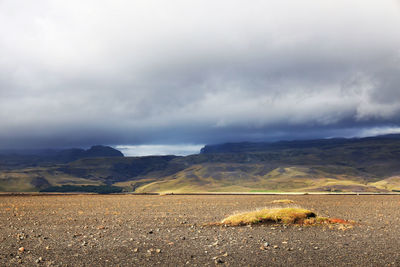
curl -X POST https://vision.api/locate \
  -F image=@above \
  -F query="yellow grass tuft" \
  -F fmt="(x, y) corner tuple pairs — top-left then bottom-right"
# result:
(221, 207), (316, 226)
(271, 199), (295, 204)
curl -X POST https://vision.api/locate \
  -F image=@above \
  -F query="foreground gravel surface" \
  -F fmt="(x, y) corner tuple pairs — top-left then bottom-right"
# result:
(1, 194), (400, 266)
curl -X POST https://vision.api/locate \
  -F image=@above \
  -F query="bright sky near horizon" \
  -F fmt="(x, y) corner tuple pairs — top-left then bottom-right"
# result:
(116, 144), (203, 157)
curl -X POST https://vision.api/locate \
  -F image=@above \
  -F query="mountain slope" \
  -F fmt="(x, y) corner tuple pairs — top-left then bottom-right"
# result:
(132, 164), (383, 193)
(2, 135), (400, 192)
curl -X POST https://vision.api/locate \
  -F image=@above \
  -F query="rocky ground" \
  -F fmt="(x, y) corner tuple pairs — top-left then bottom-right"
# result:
(1, 194), (400, 266)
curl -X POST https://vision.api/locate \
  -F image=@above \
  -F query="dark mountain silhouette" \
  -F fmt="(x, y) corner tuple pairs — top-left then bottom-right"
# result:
(56, 145), (124, 162)
(2, 135), (400, 193)
(0, 145), (124, 170)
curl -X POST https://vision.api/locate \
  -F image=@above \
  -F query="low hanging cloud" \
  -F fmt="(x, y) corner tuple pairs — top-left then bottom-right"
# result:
(1, 0), (400, 149)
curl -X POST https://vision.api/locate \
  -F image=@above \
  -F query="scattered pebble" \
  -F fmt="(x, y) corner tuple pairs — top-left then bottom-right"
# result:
(214, 258), (224, 264)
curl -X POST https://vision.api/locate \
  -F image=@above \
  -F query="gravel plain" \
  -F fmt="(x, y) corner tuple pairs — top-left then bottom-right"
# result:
(1, 194), (400, 266)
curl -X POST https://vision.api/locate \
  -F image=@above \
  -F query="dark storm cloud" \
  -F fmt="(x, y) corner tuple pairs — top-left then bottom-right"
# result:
(1, 0), (400, 150)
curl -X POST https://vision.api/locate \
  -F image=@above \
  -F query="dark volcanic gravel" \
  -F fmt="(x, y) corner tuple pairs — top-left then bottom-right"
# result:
(1, 194), (400, 266)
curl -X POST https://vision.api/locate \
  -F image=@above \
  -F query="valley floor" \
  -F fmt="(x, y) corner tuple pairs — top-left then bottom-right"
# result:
(1, 194), (399, 266)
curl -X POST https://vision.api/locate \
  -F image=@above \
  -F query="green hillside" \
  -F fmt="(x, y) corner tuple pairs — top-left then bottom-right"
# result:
(1, 135), (400, 193)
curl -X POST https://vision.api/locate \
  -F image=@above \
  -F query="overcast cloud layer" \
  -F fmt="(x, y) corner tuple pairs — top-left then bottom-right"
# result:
(1, 0), (400, 150)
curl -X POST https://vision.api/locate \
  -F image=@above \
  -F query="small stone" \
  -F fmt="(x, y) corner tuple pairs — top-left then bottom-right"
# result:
(215, 258), (224, 264)
(133, 248), (138, 252)
(156, 249), (161, 253)
(148, 230), (153, 234)
(181, 237), (186, 240)
(313, 246), (319, 250)
(45, 246), (50, 250)
(273, 245), (279, 249)
(287, 248), (294, 251)
(18, 247), (25, 253)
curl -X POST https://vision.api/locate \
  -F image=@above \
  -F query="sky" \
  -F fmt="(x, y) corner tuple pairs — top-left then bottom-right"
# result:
(1, 1), (400, 155)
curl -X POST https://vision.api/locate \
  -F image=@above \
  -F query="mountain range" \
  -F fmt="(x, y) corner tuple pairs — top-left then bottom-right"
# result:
(1, 135), (400, 193)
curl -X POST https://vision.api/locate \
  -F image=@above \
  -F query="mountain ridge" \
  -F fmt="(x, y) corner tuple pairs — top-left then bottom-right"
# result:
(2, 134), (400, 192)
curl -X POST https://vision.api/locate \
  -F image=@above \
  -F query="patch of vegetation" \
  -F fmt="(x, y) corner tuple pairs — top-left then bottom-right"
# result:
(216, 207), (354, 226)
(40, 185), (123, 194)
(220, 208), (316, 226)
(302, 217), (354, 225)
(249, 190), (283, 193)
(271, 199), (295, 204)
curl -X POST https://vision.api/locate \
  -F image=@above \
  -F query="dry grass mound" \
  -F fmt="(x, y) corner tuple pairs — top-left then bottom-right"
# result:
(221, 207), (316, 226)
(217, 207), (355, 227)
(271, 199), (295, 204)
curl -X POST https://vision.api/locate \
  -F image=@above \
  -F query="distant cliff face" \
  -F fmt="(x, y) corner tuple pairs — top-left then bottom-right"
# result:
(0, 145), (125, 170)
(200, 134), (400, 154)
(84, 145), (124, 158)
(56, 145), (124, 162)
